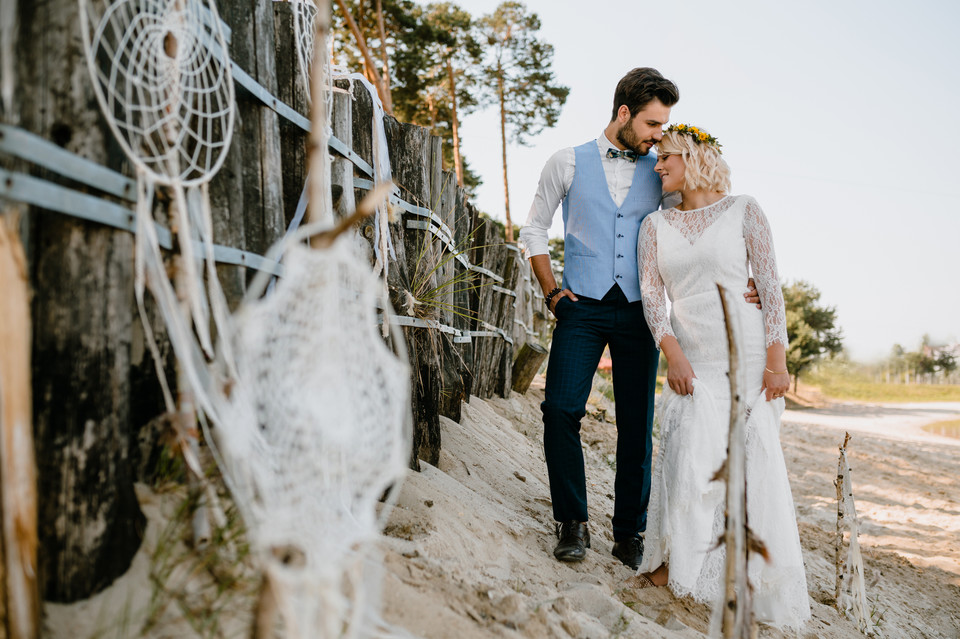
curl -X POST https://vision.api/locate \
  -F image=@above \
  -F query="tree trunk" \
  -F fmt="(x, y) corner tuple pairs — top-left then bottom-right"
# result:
(374, 0), (393, 114)
(334, 0), (391, 115)
(447, 60), (464, 187)
(19, 0), (145, 602)
(496, 62), (512, 242)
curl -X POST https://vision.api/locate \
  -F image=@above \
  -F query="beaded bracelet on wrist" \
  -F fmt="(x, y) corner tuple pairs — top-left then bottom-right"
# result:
(545, 287), (562, 304)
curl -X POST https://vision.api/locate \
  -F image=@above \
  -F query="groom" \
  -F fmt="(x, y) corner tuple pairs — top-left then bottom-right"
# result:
(519, 67), (758, 568)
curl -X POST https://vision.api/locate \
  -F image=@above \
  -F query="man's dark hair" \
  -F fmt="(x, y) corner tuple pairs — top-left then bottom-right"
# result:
(611, 67), (679, 121)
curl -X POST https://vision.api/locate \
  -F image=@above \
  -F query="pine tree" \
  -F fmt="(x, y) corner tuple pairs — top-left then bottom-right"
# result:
(782, 280), (844, 392)
(478, 1), (568, 242)
(331, 0), (484, 194)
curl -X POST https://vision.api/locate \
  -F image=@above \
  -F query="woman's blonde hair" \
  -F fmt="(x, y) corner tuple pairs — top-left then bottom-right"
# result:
(658, 128), (731, 192)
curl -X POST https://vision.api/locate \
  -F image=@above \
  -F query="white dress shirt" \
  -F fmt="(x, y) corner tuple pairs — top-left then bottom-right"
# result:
(520, 132), (673, 258)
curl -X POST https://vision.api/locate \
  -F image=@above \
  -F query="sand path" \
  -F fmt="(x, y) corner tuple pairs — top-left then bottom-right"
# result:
(43, 381), (960, 638)
(380, 381), (960, 638)
(783, 401), (960, 447)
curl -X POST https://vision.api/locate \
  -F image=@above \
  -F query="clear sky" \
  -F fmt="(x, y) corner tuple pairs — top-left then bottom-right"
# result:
(413, 0), (960, 362)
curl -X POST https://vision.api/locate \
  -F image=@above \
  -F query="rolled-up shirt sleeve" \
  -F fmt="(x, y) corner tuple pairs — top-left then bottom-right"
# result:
(519, 147), (574, 258)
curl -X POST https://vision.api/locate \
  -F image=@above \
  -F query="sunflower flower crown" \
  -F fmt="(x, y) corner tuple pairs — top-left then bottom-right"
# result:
(666, 124), (723, 153)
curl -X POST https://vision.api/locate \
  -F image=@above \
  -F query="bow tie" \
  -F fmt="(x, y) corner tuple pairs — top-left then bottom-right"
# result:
(606, 148), (639, 162)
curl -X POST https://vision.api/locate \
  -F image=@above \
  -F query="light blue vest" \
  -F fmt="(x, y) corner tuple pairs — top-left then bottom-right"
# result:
(561, 141), (662, 302)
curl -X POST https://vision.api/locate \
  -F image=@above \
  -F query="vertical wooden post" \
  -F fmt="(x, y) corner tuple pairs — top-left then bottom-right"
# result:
(351, 81), (410, 300)
(511, 342), (548, 395)
(471, 221), (507, 399)
(495, 248), (519, 397)
(384, 118), (442, 467)
(834, 432), (850, 605)
(221, 0), (285, 266)
(272, 1), (310, 231)
(19, 0), (145, 602)
(717, 283), (754, 638)
(0, 211), (40, 638)
(431, 159), (466, 421)
(469, 221), (489, 396)
(451, 190), (475, 402)
(330, 87), (356, 222)
(430, 148), (453, 327)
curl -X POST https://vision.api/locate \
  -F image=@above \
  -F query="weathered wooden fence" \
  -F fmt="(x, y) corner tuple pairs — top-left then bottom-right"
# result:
(0, 0), (551, 604)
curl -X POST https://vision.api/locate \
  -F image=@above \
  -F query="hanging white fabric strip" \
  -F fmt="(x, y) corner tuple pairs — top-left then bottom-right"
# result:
(333, 72), (396, 279)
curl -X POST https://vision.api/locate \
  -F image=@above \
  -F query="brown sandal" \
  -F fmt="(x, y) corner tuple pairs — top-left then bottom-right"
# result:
(626, 572), (657, 589)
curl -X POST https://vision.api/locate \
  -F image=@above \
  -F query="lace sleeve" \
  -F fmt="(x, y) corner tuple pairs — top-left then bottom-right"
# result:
(638, 214), (675, 346)
(742, 197), (788, 347)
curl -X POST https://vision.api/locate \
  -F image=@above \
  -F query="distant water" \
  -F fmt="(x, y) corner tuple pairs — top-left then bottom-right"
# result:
(923, 420), (960, 439)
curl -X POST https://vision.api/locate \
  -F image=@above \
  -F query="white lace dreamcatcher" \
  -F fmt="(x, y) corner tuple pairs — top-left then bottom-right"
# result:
(217, 221), (412, 638)
(234, 8), (413, 630)
(281, 1), (397, 325)
(78, 0), (237, 422)
(81, 1), (414, 636)
(291, 0), (318, 104)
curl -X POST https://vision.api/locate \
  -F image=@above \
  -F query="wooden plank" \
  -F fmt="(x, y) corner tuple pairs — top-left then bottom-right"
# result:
(273, 2), (309, 230)
(350, 80), (374, 176)
(222, 0), (284, 272)
(472, 221), (500, 398)
(383, 117), (441, 467)
(495, 248), (520, 397)
(432, 160), (466, 422)
(207, 47), (248, 311)
(485, 241), (508, 397)
(19, 0), (145, 602)
(253, 0), (285, 250)
(222, 3), (265, 262)
(511, 342), (548, 395)
(450, 189), (474, 402)
(0, 211), (40, 638)
(330, 91), (355, 216)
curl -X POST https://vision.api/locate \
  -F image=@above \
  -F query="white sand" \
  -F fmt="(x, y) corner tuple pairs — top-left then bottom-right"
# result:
(44, 380), (960, 638)
(379, 381), (960, 638)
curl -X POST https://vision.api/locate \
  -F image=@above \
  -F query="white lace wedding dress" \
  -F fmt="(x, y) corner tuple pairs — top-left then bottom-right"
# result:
(637, 194), (811, 629)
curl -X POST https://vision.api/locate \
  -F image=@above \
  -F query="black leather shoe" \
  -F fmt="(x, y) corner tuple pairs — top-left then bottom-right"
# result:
(554, 521), (590, 562)
(612, 535), (644, 569)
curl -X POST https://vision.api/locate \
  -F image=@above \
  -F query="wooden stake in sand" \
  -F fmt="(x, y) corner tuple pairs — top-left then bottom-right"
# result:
(251, 3), (394, 635)
(834, 432), (876, 634)
(0, 211), (40, 639)
(716, 283), (756, 639)
(511, 342), (548, 394)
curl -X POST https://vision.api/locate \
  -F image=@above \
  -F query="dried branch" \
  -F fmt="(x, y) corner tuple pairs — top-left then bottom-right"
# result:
(310, 181), (393, 249)
(333, 0), (392, 114)
(717, 282), (755, 639)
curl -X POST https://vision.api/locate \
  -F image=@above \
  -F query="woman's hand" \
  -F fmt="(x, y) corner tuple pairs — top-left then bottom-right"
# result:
(661, 336), (696, 396)
(762, 369), (790, 401)
(762, 344), (789, 401)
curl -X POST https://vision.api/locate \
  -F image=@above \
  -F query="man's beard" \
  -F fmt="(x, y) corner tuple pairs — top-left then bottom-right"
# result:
(616, 119), (654, 156)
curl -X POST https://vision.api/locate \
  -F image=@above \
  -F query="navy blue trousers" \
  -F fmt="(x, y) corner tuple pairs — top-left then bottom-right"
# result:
(542, 284), (659, 541)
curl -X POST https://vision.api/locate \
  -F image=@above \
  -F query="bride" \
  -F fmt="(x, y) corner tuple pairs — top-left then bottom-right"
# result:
(635, 124), (811, 628)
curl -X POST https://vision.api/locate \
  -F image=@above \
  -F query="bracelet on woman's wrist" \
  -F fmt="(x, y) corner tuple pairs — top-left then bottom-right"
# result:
(765, 366), (788, 375)
(545, 287), (562, 305)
